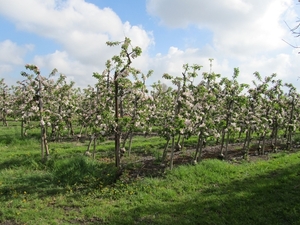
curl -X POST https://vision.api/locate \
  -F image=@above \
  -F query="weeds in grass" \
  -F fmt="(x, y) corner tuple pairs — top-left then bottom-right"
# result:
(51, 156), (118, 187)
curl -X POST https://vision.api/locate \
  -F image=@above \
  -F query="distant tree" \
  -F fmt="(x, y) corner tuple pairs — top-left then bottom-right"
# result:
(0, 79), (11, 126)
(160, 63), (202, 169)
(150, 80), (174, 161)
(283, 83), (299, 151)
(218, 68), (249, 159)
(19, 64), (51, 160)
(192, 66), (221, 162)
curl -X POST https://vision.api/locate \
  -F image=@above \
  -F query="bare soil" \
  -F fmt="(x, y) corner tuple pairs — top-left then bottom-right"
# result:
(123, 141), (296, 179)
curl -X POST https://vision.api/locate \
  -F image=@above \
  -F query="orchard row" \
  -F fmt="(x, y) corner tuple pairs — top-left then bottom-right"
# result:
(1, 38), (299, 169)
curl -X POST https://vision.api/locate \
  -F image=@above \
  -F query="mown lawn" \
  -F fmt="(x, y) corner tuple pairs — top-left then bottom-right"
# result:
(0, 124), (300, 224)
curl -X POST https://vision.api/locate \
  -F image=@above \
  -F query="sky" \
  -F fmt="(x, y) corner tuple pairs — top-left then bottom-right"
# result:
(0, 0), (300, 90)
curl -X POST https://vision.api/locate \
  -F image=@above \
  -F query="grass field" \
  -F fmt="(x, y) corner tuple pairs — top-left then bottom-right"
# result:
(0, 124), (300, 224)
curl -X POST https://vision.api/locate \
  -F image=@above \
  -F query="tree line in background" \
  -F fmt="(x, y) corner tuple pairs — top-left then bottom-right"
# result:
(1, 37), (300, 170)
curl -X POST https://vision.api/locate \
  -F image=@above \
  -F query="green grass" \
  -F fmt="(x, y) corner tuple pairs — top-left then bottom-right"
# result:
(0, 125), (300, 224)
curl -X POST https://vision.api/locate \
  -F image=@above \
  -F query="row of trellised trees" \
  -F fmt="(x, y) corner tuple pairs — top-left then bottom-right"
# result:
(1, 37), (300, 170)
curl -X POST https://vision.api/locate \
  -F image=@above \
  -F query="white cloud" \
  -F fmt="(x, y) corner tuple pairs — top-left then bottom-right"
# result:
(0, 0), (154, 88)
(0, 0), (122, 38)
(0, 40), (34, 86)
(146, 0), (300, 90)
(147, 44), (299, 90)
(0, 64), (13, 76)
(33, 50), (100, 87)
(0, 40), (33, 65)
(147, 0), (253, 28)
(147, 0), (293, 57)
(147, 46), (231, 87)
(0, 0), (299, 91)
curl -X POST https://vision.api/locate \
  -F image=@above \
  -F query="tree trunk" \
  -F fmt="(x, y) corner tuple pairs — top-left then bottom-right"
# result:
(180, 136), (185, 153)
(243, 129), (252, 160)
(272, 121), (279, 152)
(220, 128), (226, 155)
(127, 133), (133, 156)
(287, 99), (295, 151)
(162, 137), (170, 162)
(176, 134), (181, 149)
(37, 75), (49, 161)
(224, 131), (230, 159)
(261, 132), (266, 155)
(169, 136), (175, 170)
(114, 72), (121, 168)
(21, 119), (24, 138)
(92, 136), (96, 159)
(86, 135), (93, 152)
(194, 134), (204, 162)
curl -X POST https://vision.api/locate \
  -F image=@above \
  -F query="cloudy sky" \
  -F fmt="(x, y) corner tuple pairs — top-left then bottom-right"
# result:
(0, 0), (300, 90)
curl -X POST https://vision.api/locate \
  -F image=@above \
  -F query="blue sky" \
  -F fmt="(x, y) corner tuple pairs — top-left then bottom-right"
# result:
(0, 0), (300, 89)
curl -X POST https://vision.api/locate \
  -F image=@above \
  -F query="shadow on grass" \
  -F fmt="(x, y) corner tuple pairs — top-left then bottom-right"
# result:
(0, 156), (119, 200)
(0, 171), (61, 200)
(0, 154), (41, 170)
(0, 134), (23, 145)
(110, 161), (300, 225)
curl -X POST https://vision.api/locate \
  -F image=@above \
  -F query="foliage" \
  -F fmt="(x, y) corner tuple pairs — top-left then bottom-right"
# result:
(2, 37), (300, 170)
